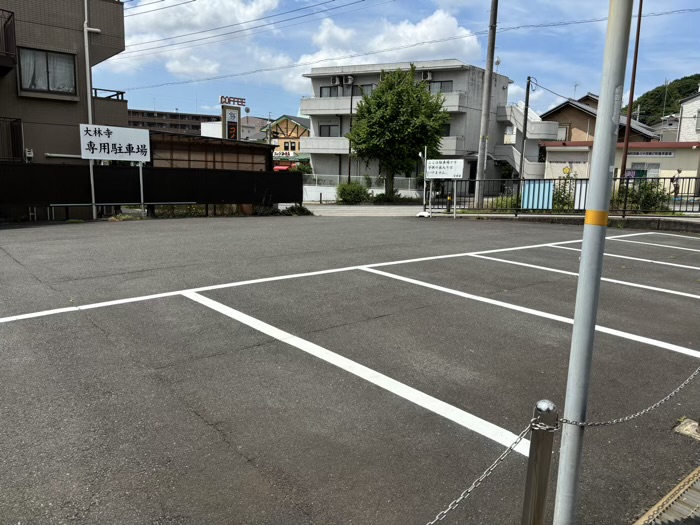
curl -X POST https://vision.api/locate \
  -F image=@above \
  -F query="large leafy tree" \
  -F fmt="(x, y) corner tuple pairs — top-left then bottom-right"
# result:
(346, 64), (450, 195)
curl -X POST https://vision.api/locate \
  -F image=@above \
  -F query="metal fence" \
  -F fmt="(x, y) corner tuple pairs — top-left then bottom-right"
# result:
(425, 176), (700, 217)
(303, 174), (421, 192)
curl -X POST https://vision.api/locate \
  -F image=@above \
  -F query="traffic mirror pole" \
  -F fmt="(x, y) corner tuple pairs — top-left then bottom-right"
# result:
(552, 2), (634, 524)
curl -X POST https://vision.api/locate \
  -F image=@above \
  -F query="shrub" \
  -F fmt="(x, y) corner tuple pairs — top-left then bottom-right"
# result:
(290, 163), (312, 174)
(281, 204), (314, 216)
(254, 204), (314, 216)
(337, 182), (370, 204)
(612, 179), (670, 213)
(552, 174), (576, 213)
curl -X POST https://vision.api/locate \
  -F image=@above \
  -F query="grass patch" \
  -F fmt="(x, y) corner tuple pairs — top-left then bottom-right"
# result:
(108, 214), (141, 222)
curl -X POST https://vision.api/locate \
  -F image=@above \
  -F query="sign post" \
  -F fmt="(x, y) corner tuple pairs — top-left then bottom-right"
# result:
(139, 162), (145, 217)
(79, 124), (151, 215)
(426, 159), (465, 218)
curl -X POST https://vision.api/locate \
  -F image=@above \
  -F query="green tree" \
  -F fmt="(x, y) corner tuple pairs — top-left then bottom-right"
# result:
(622, 73), (700, 125)
(346, 65), (450, 196)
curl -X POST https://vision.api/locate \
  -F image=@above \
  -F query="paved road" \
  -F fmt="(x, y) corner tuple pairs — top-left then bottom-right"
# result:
(1, 216), (699, 524)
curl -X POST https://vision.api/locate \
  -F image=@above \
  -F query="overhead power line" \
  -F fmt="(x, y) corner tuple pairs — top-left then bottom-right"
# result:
(124, 7), (700, 91)
(125, 0), (196, 17)
(124, 0), (164, 11)
(120, 0), (364, 55)
(112, 0), (386, 61)
(530, 81), (570, 101)
(127, 0), (339, 47)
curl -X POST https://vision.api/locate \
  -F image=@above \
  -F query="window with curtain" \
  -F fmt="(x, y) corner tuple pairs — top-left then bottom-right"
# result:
(19, 48), (76, 95)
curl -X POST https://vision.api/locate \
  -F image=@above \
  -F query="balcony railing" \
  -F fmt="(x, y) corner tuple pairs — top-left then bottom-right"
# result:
(0, 9), (16, 58)
(0, 117), (24, 162)
(0, 9), (16, 76)
(93, 88), (126, 100)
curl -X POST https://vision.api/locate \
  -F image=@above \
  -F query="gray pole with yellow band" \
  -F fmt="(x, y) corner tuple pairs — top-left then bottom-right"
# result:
(552, 1), (634, 524)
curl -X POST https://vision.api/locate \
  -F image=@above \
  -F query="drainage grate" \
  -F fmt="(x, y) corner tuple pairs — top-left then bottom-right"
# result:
(634, 466), (700, 524)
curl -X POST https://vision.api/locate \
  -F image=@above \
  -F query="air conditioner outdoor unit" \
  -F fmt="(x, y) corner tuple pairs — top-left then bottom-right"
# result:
(331, 76), (341, 85)
(421, 71), (432, 81)
(344, 75), (354, 85)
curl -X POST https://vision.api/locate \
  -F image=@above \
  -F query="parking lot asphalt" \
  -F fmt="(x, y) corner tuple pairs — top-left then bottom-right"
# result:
(1, 216), (699, 524)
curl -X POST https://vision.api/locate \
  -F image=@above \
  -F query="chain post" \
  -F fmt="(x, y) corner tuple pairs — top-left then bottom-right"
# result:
(522, 400), (558, 525)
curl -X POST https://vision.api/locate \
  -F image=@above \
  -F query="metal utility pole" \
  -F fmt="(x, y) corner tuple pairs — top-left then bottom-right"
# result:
(552, 2), (634, 524)
(83, 0), (98, 220)
(518, 76), (532, 179)
(620, 0), (643, 177)
(475, 0), (498, 208)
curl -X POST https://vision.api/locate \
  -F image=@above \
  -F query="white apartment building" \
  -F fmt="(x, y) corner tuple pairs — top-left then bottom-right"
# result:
(299, 59), (515, 181)
(678, 89), (700, 142)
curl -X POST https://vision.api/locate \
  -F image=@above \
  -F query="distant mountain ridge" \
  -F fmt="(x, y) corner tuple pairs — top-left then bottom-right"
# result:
(624, 74), (700, 126)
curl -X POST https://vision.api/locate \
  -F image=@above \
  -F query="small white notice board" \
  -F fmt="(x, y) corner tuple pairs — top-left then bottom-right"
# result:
(426, 159), (464, 179)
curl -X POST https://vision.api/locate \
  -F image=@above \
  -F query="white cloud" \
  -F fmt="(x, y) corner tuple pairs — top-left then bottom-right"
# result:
(507, 83), (545, 106)
(312, 18), (355, 47)
(368, 10), (481, 63)
(165, 53), (221, 77)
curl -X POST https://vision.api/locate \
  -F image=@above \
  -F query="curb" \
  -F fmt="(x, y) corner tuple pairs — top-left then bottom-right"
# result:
(429, 214), (700, 233)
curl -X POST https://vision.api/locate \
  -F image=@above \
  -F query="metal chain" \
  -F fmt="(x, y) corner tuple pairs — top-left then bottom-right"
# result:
(561, 365), (700, 428)
(423, 420), (534, 525)
(642, 469), (700, 524)
(423, 366), (699, 525)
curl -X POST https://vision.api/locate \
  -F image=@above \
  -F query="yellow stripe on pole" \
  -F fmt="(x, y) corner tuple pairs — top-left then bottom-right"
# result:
(584, 210), (609, 226)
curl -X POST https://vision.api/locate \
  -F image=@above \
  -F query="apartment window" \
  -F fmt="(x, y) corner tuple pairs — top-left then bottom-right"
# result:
(440, 123), (451, 137)
(429, 81), (453, 94)
(290, 141), (296, 151)
(319, 124), (340, 137)
(284, 142), (290, 151)
(557, 125), (569, 141)
(19, 48), (76, 95)
(352, 84), (375, 96)
(320, 86), (340, 97)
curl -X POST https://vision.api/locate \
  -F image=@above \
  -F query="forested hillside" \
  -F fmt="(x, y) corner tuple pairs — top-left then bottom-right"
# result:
(624, 74), (700, 125)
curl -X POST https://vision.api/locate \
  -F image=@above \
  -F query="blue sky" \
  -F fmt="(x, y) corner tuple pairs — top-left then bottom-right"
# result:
(94, 0), (700, 120)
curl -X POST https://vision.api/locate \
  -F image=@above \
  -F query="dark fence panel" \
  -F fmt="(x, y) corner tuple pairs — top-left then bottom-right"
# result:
(0, 163), (303, 207)
(94, 166), (142, 203)
(0, 163), (91, 205)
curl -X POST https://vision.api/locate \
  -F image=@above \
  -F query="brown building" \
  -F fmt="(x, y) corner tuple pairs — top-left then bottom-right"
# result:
(261, 115), (310, 162)
(540, 93), (659, 143)
(128, 109), (221, 135)
(0, 0), (126, 164)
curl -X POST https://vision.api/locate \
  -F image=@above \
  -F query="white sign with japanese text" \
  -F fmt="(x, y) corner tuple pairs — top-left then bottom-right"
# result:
(79, 124), (151, 162)
(426, 159), (465, 179)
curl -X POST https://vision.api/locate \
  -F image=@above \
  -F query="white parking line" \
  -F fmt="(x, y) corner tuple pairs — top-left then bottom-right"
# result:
(551, 245), (700, 271)
(361, 267), (700, 360)
(181, 290), (531, 456)
(652, 232), (700, 241)
(0, 237), (584, 324)
(609, 238), (700, 253)
(0, 232), (661, 325)
(469, 254), (700, 300)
